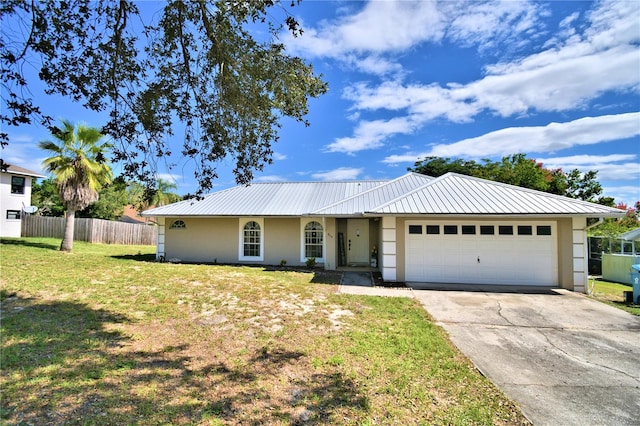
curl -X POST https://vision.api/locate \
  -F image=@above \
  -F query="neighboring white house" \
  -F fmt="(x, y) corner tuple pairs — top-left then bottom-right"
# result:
(0, 161), (45, 238)
(142, 172), (626, 293)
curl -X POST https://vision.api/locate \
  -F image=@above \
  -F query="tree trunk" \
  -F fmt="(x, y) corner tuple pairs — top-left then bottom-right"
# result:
(60, 210), (75, 252)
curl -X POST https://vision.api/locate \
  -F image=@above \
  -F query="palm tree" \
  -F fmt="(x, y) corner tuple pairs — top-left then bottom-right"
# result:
(39, 120), (112, 251)
(152, 178), (180, 206)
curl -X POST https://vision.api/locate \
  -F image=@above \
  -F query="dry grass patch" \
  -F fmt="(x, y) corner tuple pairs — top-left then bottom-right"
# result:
(1, 238), (528, 425)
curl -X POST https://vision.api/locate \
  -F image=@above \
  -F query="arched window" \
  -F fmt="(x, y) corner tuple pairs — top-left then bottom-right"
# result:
(170, 220), (186, 229)
(304, 221), (323, 259)
(243, 221), (261, 258)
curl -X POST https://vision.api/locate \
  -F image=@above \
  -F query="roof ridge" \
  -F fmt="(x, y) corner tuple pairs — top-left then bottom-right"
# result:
(309, 172), (432, 214)
(365, 173), (446, 213)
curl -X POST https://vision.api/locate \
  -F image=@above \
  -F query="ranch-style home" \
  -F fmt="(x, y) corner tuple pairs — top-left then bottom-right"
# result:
(142, 172), (625, 293)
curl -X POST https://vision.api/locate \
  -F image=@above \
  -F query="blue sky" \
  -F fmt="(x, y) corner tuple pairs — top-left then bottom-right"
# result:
(2, 0), (639, 205)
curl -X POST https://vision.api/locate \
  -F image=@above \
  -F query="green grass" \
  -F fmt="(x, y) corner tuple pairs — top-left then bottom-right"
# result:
(1, 237), (528, 425)
(589, 278), (640, 316)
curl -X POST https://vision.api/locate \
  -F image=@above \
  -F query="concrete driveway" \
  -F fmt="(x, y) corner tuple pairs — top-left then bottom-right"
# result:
(413, 288), (640, 426)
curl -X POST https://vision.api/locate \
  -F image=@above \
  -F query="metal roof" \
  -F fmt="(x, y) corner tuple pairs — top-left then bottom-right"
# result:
(142, 172), (626, 218)
(142, 179), (387, 217)
(620, 227), (640, 241)
(311, 172), (434, 216)
(369, 173), (626, 217)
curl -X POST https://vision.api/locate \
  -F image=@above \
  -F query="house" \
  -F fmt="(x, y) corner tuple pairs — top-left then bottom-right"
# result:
(142, 172), (625, 293)
(0, 161), (45, 238)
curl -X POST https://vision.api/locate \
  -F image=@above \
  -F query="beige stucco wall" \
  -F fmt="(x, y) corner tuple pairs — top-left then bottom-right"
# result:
(162, 216), (337, 267)
(164, 217), (238, 263)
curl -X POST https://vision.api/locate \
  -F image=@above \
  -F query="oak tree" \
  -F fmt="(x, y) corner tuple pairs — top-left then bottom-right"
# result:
(2, 0), (327, 195)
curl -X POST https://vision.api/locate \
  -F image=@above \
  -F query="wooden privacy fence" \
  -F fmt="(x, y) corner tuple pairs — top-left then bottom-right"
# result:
(22, 215), (157, 245)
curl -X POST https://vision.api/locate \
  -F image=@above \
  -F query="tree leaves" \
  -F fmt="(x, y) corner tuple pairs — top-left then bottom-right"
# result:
(411, 154), (611, 205)
(2, 0), (327, 196)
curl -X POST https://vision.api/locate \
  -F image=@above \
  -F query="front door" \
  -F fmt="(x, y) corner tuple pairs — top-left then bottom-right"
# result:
(347, 219), (369, 265)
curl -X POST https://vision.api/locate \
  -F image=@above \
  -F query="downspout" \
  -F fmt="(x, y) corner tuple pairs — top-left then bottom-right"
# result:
(585, 217), (603, 230)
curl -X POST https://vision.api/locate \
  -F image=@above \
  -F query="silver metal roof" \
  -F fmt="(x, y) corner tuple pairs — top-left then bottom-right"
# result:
(142, 172), (626, 218)
(369, 173), (626, 217)
(311, 172), (433, 216)
(142, 179), (387, 217)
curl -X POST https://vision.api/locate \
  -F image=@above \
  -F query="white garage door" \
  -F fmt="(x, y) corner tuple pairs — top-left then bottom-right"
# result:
(405, 221), (558, 286)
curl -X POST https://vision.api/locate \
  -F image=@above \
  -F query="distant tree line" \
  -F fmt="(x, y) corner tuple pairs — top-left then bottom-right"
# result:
(410, 153), (614, 205)
(410, 154), (638, 236)
(32, 176), (181, 220)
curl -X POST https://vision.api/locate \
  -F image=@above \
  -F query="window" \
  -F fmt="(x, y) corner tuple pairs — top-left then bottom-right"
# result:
(426, 225), (440, 235)
(408, 225), (422, 234)
(243, 221), (261, 257)
(11, 176), (25, 194)
(6, 210), (20, 220)
(461, 225), (476, 235)
(304, 221), (323, 259)
(169, 220), (186, 229)
(537, 225), (552, 236)
(499, 225), (513, 235)
(239, 219), (263, 261)
(443, 225), (458, 235)
(518, 225), (533, 235)
(480, 225), (495, 235)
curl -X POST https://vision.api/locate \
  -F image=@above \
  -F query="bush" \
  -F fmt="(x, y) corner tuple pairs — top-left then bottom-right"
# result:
(305, 257), (316, 269)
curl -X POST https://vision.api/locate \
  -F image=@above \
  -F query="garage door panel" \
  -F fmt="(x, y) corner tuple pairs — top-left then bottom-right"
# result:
(406, 221), (557, 286)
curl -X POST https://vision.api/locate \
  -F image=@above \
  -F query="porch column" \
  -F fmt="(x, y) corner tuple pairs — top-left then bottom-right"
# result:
(156, 217), (166, 261)
(572, 217), (587, 293)
(381, 216), (397, 282)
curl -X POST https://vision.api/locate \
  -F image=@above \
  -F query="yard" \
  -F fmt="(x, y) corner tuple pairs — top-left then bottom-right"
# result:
(588, 277), (640, 316)
(0, 238), (528, 425)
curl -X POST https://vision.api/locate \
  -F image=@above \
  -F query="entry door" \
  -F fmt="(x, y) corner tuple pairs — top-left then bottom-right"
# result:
(347, 219), (369, 265)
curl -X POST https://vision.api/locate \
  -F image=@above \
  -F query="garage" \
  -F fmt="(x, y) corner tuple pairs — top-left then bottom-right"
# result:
(405, 221), (558, 286)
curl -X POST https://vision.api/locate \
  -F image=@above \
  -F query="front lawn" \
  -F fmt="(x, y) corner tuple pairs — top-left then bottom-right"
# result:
(589, 278), (640, 316)
(1, 238), (528, 425)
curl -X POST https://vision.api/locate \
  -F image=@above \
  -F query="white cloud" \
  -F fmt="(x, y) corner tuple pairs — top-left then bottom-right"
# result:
(255, 175), (287, 182)
(286, 1), (543, 75)
(319, 1), (639, 153)
(272, 152), (287, 161)
(382, 113), (640, 163)
(601, 185), (640, 205)
(535, 155), (639, 182)
(326, 116), (419, 154)
(1, 141), (46, 175)
(443, 1), (544, 51)
(311, 167), (363, 181)
(155, 173), (179, 184)
(537, 154), (637, 166)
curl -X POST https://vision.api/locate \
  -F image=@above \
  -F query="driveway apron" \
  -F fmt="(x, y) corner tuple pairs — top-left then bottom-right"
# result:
(413, 289), (640, 426)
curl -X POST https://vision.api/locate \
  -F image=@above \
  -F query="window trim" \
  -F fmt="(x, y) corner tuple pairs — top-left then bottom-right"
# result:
(498, 225), (514, 235)
(6, 210), (21, 220)
(408, 225), (422, 235)
(537, 225), (552, 236)
(169, 219), (186, 229)
(10, 176), (25, 194)
(239, 218), (264, 261)
(300, 219), (325, 263)
(426, 225), (440, 235)
(480, 225), (495, 235)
